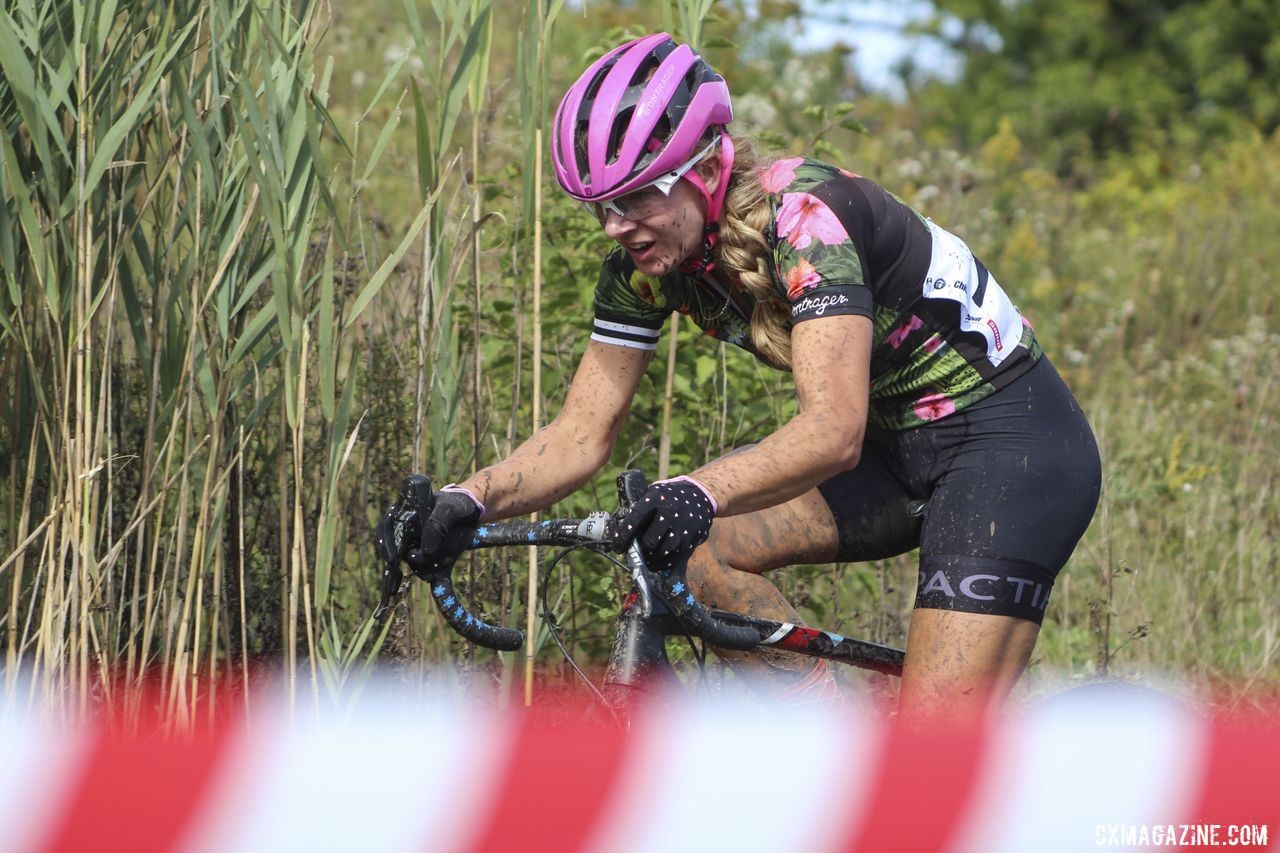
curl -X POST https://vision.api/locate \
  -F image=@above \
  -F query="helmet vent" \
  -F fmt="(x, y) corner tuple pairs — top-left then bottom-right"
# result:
(605, 105), (636, 166)
(582, 68), (608, 105)
(630, 53), (662, 89)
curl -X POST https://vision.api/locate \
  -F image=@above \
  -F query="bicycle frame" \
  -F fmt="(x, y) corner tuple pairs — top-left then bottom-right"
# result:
(374, 470), (905, 706)
(598, 591), (904, 708)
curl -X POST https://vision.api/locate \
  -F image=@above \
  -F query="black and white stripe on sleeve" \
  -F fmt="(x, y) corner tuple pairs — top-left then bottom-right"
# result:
(591, 316), (662, 351)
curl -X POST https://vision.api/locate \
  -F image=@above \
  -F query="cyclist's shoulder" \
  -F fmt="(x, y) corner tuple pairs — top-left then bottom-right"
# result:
(757, 158), (903, 241)
(757, 156), (878, 197)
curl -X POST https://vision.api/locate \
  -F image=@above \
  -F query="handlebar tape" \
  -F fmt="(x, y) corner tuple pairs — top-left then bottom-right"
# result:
(617, 470), (762, 650)
(425, 574), (524, 651)
(468, 517), (609, 548)
(658, 573), (764, 651)
(381, 467), (759, 652)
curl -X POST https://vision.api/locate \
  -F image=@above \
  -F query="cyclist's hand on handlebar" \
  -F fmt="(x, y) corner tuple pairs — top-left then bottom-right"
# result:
(405, 484), (484, 579)
(609, 476), (717, 572)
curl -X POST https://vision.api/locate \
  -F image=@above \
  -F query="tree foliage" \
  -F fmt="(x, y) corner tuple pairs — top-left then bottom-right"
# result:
(914, 0), (1280, 171)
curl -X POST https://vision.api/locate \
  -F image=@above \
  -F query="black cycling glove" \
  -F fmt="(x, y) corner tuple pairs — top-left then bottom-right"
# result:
(610, 476), (718, 573)
(406, 484), (485, 579)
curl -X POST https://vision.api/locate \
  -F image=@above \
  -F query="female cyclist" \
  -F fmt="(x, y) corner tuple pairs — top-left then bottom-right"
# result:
(409, 33), (1102, 718)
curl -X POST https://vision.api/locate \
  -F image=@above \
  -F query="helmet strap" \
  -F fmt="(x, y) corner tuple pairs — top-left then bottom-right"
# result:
(679, 132), (735, 276)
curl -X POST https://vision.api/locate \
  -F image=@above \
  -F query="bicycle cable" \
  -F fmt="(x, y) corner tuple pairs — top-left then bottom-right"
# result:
(536, 543), (711, 714)
(547, 544), (712, 676)
(538, 543), (626, 726)
(599, 549), (708, 671)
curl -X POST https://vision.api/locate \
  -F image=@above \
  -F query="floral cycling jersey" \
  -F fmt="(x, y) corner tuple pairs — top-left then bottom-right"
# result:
(589, 157), (1043, 430)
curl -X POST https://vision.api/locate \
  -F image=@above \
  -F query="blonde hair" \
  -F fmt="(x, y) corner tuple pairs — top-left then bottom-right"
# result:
(714, 137), (793, 370)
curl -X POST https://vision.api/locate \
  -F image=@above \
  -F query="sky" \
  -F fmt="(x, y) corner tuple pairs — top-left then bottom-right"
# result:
(787, 0), (962, 97)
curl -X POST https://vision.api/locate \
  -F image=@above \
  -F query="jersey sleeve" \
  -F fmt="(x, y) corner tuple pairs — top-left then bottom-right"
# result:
(590, 249), (672, 352)
(759, 158), (875, 326)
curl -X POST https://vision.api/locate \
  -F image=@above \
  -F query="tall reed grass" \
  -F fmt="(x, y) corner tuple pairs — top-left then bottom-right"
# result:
(0, 0), (473, 723)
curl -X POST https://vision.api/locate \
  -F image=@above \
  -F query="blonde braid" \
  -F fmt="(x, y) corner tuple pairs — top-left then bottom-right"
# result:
(715, 138), (794, 370)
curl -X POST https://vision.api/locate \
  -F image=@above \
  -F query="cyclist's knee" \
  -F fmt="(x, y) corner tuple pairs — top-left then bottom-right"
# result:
(684, 535), (753, 598)
(701, 517), (772, 574)
(700, 501), (837, 574)
(683, 543), (799, 624)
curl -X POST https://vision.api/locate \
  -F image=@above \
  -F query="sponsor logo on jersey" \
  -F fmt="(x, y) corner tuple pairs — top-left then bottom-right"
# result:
(929, 276), (967, 293)
(987, 318), (1003, 351)
(791, 292), (851, 318)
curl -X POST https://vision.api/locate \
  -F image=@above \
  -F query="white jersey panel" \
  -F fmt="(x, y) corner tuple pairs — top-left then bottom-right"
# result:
(922, 220), (1023, 367)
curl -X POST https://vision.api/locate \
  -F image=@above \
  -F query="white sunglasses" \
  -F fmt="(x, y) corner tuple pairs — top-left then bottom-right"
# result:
(586, 138), (719, 223)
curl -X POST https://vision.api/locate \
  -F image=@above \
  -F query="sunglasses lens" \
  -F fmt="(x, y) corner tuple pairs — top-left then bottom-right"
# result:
(587, 199), (630, 223)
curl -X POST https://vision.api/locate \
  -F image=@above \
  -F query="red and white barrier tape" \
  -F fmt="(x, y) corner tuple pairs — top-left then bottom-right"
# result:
(0, 686), (1276, 852)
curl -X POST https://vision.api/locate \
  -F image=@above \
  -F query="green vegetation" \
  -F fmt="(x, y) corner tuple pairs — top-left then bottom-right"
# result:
(914, 0), (1280, 174)
(1, 0), (1275, 721)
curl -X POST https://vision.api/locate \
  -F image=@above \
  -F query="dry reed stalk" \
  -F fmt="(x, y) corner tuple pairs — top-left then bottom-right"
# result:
(6, 427), (41, 688)
(658, 315), (681, 480)
(525, 122), (543, 707)
(165, 386), (200, 727)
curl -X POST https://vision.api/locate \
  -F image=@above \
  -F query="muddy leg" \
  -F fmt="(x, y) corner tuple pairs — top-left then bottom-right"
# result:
(683, 487), (841, 685)
(898, 609), (1039, 721)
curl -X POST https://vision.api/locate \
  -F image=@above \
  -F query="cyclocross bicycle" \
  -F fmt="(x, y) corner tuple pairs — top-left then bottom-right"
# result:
(374, 470), (904, 712)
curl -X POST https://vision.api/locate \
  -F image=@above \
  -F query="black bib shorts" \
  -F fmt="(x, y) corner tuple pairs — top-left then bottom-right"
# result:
(816, 357), (1101, 624)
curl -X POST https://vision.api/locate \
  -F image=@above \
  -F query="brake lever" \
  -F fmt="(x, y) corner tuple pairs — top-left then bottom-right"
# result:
(373, 474), (435, 621)
(372, 513), (404, 621)
(623, 540), (655, 618)
(614, 470), (657, 616)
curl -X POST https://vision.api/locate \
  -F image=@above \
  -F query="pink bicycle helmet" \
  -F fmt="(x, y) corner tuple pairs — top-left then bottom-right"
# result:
(552, 33), (734, 203)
